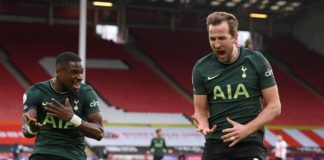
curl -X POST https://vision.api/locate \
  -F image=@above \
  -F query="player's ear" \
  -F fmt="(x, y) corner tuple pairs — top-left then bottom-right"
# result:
(56, 64), (63, 76)
(233, 33), (238, 44)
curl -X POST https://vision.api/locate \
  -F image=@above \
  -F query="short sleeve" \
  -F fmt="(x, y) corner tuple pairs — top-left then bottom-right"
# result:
(163, 138), (167, 149)
(23, 86), (41, 112)
(150, 139), (154, 148)
(254, 53), (276, 89)
(192, 63), (207, 95)
(83, 87), (100, 115)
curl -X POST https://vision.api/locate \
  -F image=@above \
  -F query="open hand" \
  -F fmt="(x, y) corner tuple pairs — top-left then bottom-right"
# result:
(25, 113), (45, 132)
(191, 115), (216, 136)
(221, 117), (251, 147)
(44, 98), (74, 121)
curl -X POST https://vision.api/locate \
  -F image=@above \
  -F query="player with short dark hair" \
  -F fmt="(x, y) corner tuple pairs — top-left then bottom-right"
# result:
(22, 52), (104, 160)
(148, 129), (169, 160)
(192, 11), (281, 159)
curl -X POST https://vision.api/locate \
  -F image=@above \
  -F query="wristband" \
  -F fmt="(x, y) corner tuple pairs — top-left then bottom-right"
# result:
(70, 114), (82, 127)
(27, 126), (38, 135)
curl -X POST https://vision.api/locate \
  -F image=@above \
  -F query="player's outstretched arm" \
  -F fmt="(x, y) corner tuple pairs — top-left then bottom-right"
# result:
(22, 109), (45, 138)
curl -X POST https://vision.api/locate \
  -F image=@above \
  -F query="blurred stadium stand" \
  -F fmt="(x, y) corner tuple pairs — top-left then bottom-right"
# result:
(0, 63), (24, 125)
(133, 28), (210, 93)
(0, 23), (193, 115)
(264, 37), (324, 95)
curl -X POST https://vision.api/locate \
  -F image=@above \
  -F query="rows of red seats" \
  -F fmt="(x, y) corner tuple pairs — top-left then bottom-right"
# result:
(133, 28), (210, 93)
(86, 37), (193, 114)
(264, 37), (324, 94)
(0, 22), (193, 116)
(271, 66), (324, 125)
(0, 63), (24, 124)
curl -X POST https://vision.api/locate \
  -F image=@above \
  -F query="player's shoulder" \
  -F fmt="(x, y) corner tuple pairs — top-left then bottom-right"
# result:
(194, 52), (214, 68)
(25, 80), (50, 93)
(241, 47), (267, 66)
(240, 47), (266, 61)
(80, 83), (95, 92)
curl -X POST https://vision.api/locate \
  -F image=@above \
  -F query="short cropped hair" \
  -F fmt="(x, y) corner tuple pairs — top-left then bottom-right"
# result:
(206, 11), (238, 37)
(55, 52), (81, 67)
(156, 129), (161, 133)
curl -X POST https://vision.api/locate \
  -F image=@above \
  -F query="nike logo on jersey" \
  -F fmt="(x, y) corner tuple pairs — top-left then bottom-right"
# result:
(207, 74), (220, 80)
(42, 101), (51, 106)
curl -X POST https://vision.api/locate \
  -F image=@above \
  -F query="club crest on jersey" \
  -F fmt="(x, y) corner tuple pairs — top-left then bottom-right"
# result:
(73, 100), (79, 110)
(241, 66), (247, 78)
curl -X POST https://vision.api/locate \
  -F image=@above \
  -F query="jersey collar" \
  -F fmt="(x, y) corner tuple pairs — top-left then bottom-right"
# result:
(49, 79), (70, 95)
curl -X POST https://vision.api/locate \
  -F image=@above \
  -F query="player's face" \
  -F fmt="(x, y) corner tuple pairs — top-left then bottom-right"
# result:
(156, 131), (161, 137)
(208, 22), (238, 63)
(58, 62), (84, 92)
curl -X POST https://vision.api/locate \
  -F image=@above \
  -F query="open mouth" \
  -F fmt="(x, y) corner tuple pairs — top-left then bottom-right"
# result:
(217, 50), (226, 57)
(72, 82), (81, 91)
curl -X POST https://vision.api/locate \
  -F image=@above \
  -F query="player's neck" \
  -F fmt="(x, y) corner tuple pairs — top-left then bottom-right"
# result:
(230, 45), (239, 63)
(50, 78), (68, 94)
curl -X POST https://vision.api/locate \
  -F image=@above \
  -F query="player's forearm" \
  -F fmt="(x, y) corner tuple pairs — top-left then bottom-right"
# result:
(193, 95), (211, 127)
(246, 102), (281, 134)
(193, 105), (210, 127)
(194, 109), (209, 119)
(193, 98), (209, 118)
(79, 121), (104, 141)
